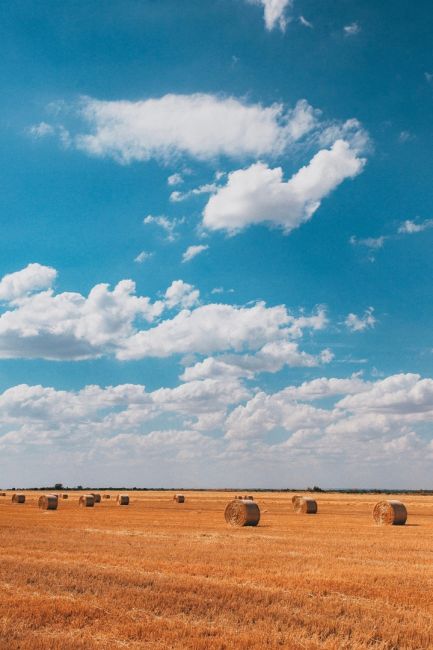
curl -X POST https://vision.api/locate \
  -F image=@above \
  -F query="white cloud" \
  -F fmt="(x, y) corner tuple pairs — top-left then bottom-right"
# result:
(164, 280), (200, 309)
(0, 263), (57, 302)
(143, 214), (181, 241)
(299, 15), (313, 29)
(182, 244), (209, 263)
(167, 173), (183, 186)
(203, 140), (365, 233)
(350, 235), (386, 250)
(55, 94), (321, 163)
(398, 219), (433, 234)
(344, 22), (361, 36)
(27, 122), (55, 138)
(247, 0), (293, 32)
(170, 182), (218, 203)
(345, 307), (376, 332)
(134, 251), (153, 263)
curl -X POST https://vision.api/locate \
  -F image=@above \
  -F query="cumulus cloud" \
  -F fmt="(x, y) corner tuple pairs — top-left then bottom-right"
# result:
(203, 140), (365, 233)
(345, 307), (376, 332)
(167, 173), (183, 186)
(344, 22), (361, 36)
(247, 0), (293, 32)
(143, 214), (181, 241)
(0, 265), (329, 364)
(182, 244), (209, 263)
(2, 372), (433, 488)
(44, 95), (322, 164)
(0, 263), (57, 301)
(164, 280), (200, 309)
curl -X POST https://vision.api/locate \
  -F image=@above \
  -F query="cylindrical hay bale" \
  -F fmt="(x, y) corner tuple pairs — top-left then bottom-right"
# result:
(0, 492), (6, 496)
(293, 497), (317, 514)
(246, 495), (254, 501)
(291, 495), (302, 509)
(79, 494), (95, 507)
(62, 494), (68, 499)
(173, 494), (185, 503)
(224, 500), (260, 527)
(12, 494), (26, 504)
(103, 494), (111, 499)
(38, 494), (58, 510)
(373, 500), (407, 526)
(117, 495), (129, 506)
(90, 493), (101, 504)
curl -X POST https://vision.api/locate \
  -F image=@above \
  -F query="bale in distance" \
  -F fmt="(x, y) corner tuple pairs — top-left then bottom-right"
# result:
(103, 494), (111, 499)
(373, 500), (407, 525)
(173, 494), (185, 503)
(90, 493), (101, 504)
(117, 495), (130, 506)
(291, 495), (302, 508)
(293, 497), (317, 514)
(0, 492), (6, 497)
(224, 499), (260, 527)
(79, 494), (95, 507)
(62, 494), (68, 500)
(12, 494), (26, 504)
(38, 494), (58, 510)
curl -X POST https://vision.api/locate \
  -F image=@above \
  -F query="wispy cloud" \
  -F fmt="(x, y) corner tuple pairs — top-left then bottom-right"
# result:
(143, 214), (182, 242)
(398, 219), (433, 234)
(344, 22), (361, 36)
(246, 0), (293, 32)
(345, 307), (376, 332)
(134, 251), (153, 263)
(182, 244), (209, 263)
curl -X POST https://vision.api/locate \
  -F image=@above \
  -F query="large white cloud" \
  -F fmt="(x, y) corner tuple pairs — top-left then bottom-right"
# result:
(0, 265), (327, 363)
(203, 140), (365, 233)
(73, 95), (318, 163)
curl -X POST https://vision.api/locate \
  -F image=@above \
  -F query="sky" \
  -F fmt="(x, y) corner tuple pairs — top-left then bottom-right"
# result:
(1, 0), (433, 488)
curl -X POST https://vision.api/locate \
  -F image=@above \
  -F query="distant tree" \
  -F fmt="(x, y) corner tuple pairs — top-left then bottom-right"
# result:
(54, 483), (63, 490)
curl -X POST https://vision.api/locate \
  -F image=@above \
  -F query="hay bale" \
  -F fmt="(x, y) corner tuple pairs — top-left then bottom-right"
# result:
(38, 494), (58, 510)
(103, 494), (111, 499)
(373, 500), (407, 525)
(224, 499), (260, 527)
(12, 494), (25, 504)
(79, 494), (95, 507)
(291, 495), (302, 509)
(117, 494), (129, 506)
(246, 495), (254, 501)
(62, 494), (68, 500)
(293, 497), (317, 514)
(173, 494), (185, 503)
(90, 493), (101, 503)
(0, 492), (6, 496)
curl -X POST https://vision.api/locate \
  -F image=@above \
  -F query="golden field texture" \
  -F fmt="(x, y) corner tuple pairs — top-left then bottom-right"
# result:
(1, 491), (433, 650)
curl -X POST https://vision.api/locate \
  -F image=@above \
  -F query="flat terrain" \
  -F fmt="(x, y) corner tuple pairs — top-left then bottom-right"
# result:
(1, 491), (433, 650)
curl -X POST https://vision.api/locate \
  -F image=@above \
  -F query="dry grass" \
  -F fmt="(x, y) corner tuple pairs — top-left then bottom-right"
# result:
(1, 491), (433, 649)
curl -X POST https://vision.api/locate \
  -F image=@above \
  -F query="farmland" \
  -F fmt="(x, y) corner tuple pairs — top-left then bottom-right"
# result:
(1, 491), (433, 649)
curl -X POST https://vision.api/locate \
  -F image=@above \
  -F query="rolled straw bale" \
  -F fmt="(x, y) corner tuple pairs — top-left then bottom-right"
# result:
(246, 495), (254, 501)
(117, 494), (130, 506)
(90, 493), (101, 503)
(12, 494), (25, 504)
(38, 494), (58, 510)
(103, 494), (111, 499)
(62, 494), (68, 499)
(224, 499), (260, 527)
(0, 492), (6, 496)
(293, 497), (317, 514)
(79, 494), (95, 507)
(291, 495), (302, 509)
(173, 494), (185, 503)
(373, 500), (407, 525)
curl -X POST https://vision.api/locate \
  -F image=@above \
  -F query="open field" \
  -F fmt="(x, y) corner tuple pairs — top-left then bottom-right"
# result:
(1, 491), (433, 650)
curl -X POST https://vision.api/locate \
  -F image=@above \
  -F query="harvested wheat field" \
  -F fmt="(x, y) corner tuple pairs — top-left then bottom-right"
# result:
(1, 491), (433, 650)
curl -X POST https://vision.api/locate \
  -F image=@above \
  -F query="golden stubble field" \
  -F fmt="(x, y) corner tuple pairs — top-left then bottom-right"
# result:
(1, 491), (433, 650)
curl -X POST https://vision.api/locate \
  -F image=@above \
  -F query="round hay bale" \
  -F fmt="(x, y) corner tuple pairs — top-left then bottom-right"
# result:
(38, 494), (58, 510)
(373, 500), (407, 525)
(62, 494), (68, 500)
(291, 495), (302, 509)
(90, 493), (101, 504)
(224, 499), (260, 527)
(12, 494), (25, 504)
(117, 494), (129, 506)
(0, 492), (6, 497)
(173, 494), (185, 503)
(293, 497), (317, 514)
(79, 494), (95, 507)
(103, 494), (111, 499)
(246, 495), (254, 501)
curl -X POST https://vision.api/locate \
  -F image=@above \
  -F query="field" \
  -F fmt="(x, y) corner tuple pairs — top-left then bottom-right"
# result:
(1, 491), (433, 650)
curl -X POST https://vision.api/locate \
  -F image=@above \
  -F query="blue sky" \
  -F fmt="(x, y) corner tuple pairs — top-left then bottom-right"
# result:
(1, 0), (433, 488)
